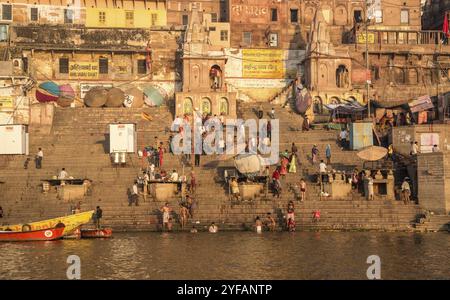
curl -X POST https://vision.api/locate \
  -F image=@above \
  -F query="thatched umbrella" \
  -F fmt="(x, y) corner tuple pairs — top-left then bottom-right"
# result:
(84, 87), (108, 107)
(357, 146), (387, 161)
(105, 87), (125, 107)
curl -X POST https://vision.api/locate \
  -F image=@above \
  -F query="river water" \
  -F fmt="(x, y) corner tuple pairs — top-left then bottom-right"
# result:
(0, 232), (449, 280)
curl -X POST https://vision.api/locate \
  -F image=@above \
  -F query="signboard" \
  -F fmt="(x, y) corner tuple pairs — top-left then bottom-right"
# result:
(0, 96), (13, 109)
(69, 62), (99, 79)
(420, 133), (439, 153)
(357, 33), (375, 44)
(242, 49), (284, 79)
(0, 125), (29, 155)
(80, 83), (113, 99)
(409, 95), (434, 113)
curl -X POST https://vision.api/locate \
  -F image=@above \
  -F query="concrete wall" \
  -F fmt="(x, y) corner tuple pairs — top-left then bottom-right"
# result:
(417, 152), (450, 214)
(393, 124), (450, 156)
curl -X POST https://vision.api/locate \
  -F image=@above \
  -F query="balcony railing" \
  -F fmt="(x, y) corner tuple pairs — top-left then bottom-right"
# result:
(355, 30), (447, 45)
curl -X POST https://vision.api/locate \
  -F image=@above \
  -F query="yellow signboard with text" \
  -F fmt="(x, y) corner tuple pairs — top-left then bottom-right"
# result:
(357, 33), (375, 44)
(0, 96), (13, 109)
(69, 62), (99, 79)
(242, 49), (284, 79)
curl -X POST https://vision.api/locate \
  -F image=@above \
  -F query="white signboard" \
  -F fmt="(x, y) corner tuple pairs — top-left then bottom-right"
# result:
(0, 125), (29, 155)
(420, 133), (439, 153)
(80, 83), (113, 99)
(109, 123), (136, 153)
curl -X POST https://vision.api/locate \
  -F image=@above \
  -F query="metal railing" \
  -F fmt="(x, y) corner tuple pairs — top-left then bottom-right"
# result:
(355, 30), (447, 45)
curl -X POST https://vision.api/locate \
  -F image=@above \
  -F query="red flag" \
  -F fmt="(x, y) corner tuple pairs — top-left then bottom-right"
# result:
(443, 13), (449, 37)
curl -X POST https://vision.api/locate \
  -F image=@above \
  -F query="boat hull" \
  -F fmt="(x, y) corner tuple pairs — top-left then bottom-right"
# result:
(81, 228), (113, 238)
(0, 226), (65, 242)
(0, 211), (94, 236)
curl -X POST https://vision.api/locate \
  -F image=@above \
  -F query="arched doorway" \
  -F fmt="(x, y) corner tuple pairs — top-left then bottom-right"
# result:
(183, 97), (193, 115)
(209, 65), (222, 90)
(330, 96), (340, 104)
(313, 96), (323, 114)
(336, 65), (349, 88)
(201, 97), (212, 115)
(219, 97), (229, 115)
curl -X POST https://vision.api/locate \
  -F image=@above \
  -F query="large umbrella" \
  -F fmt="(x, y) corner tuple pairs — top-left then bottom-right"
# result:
(84, 87), (108, 107)
(57, 84), (75, 107)
(124, 87), (144, 108)
(357, 146), (387, 161)
(36, 81), (60, 103)
(234, 154), (264, 175)
(105, 87), (125, 107)
(143, 86), (165, 107)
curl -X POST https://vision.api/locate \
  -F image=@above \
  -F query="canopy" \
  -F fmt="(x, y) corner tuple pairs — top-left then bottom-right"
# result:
(84, 87), (108, 107)
(357, 146), (387, 161)
(234, 154), (264, 175)
(143, 86), (165, 107)
(408, 95), (434, 113)
(105, 87), (125, 107)
(324, 100), (366, 115)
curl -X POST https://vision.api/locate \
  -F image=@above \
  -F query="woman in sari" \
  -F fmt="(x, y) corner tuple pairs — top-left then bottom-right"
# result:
(288, 153), (297, 173)
(280, 156), (289, 177)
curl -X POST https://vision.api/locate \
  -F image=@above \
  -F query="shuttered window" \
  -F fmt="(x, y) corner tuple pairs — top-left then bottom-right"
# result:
(99, 58), (108, 74)
(30, 7), (39, 22)
(2, 4), (12, 21)
(59, 58), (69, 74)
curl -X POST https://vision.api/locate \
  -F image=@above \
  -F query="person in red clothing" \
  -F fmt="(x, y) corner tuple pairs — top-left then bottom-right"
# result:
(158, 146), (164, 168)
(312, 210), (321, 223)
(272, 168), (281, 198)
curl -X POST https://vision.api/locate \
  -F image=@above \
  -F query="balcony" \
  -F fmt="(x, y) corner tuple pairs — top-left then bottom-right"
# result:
(355, 30), (447, 46)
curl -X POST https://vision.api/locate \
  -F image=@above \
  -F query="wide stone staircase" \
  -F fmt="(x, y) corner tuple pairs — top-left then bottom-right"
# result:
(0, 103), (424, 231)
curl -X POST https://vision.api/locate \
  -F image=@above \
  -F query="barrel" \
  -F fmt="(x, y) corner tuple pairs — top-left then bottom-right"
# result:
(84, 87), (108, 107)
(105, 87), (125, 107)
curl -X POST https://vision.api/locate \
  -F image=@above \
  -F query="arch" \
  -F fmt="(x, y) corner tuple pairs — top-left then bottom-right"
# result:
(304, 6), (315, 25)
(319, 63), (329, 87)
(219, 97), (229, 115)
(329, 96), (340, 104)
(210, 64), (223, 90)
(336, 65), (349, 88)
(408, 68), (419, 85)
(183, 97), (193, 115)
(334, 5), (348, 25)
(313, 96), (323, 114)
(201, 97), (212, 114)
(190, 64), (201, 89)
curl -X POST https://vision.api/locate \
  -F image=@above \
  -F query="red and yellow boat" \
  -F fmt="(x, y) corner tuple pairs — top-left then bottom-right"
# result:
(0, 211), (94, 236)
(0, 223), (65, 242)
(80, 228), (113, 238)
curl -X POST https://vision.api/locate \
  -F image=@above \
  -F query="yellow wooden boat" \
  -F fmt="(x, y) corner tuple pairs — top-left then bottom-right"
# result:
(0, 210), (94, 236)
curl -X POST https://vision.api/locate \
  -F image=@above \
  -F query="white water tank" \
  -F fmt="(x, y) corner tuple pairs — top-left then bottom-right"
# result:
(0, 124), (29, 155)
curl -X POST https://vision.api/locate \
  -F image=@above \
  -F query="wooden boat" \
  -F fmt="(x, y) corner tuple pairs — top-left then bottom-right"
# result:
(0, 224), (65, 242)
(0, 211), (94, 236)
(80, 228), (113, 238)
(63, 227), (81, 239)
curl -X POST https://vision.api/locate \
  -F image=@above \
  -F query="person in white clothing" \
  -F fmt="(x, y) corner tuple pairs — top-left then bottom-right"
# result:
(319, 160), (327, 183)
(410, 141), (420, 155)
(169, 170), (179, 182)
(129, 182), (139, 206)
(58, 168), (68, 179)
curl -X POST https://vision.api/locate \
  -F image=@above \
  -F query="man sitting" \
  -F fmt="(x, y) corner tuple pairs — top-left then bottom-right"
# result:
(58, 168), (68, 180)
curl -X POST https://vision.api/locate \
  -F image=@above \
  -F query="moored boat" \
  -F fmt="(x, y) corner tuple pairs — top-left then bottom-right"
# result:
(0, 223), (65, 242)
(81, 228), (113, 238)
(0, 211), (94, 236)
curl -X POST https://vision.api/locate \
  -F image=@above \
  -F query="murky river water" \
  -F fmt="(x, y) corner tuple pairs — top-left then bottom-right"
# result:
(0, 232), (449, 280)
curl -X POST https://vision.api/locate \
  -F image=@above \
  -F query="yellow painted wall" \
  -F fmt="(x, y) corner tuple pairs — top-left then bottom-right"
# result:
(86, 8), (166, 28)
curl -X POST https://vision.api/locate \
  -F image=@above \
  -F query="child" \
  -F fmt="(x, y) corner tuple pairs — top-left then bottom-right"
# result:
(312, 210), (321, 223)
(287, 218), (296, 232)
(300, 178), (307, 202)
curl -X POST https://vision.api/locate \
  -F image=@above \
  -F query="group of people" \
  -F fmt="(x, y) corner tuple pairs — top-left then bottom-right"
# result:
(160, 195), (198, 232)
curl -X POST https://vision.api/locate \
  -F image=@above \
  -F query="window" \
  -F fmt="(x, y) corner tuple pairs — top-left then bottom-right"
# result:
(354, 10), (362, 23)
(209, 27), (216, 32)
(0, 25), (8, 42)
(151, 13), (158, 26)
(59, 58), (69, 74)
(401, 9), (409, 24)
(220, 30), (228, 41)
(374, 9), (383, 23)
(243, 32), (252, 45)
(2, 4), (12, 21)
(99, 11), (106, 25)
(64, 9), (73, 24)
(125, 11), (134, 26)
(211, 13), (217, 22)
(99, 58), (108, 74)
(290, 9), (298, 23)
(271, 8), (278, 22)
(182, 15), (188, 25)
(30, 7), (38, 22)
(268, 33), (278, 47)
(137, 59), (147, 74)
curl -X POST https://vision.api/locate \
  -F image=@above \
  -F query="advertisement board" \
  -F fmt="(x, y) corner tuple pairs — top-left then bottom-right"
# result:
(242, 49), (284, 79)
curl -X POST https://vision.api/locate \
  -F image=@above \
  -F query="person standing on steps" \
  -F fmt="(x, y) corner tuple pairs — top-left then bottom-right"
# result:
(300, 178), (307, 202)
(158, 145), (164, 168)
(269, 107), (276, 119)
(93, 206), (103, 229)
(367, 176), (374, 201)
(302, 115), (310, 132)
(35, 148), (43, 169)
(286, 201), (295, 227)
(195, 153), (201, 167)
(160, 202), (172, 231)
(257, 104), (264, 119)
(325, 144), (332, 165)
(208, 222), (218, 233)
(189, 171), (196, 194)
(130, 181), (139, 206)
(179, 204), (189, 230)
(311, 145), (319, 164)
(401, 177), (411, 204)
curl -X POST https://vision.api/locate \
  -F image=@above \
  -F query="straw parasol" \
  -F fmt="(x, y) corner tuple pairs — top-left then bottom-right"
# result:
(357, 146), (388, 161)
